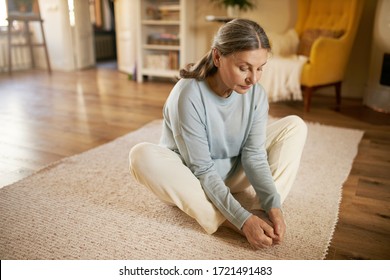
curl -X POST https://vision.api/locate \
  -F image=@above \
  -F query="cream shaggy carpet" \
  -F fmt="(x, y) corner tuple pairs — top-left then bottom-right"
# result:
(0, 118), (363, 260)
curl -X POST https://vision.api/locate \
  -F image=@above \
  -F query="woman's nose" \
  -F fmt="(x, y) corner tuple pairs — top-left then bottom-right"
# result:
(246, 72), (257, 85)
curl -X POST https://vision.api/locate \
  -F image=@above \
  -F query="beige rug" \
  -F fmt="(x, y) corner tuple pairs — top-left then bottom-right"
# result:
(0, 118), (363, 260)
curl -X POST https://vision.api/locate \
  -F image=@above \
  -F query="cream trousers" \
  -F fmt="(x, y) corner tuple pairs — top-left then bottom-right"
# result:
(129, 115), (307, 234)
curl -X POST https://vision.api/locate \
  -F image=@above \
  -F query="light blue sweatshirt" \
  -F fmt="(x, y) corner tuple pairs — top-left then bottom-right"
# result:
(160, 78), (280, 229)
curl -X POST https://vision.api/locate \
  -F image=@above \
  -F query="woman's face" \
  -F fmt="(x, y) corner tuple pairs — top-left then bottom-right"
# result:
(214, 48), (268, 95)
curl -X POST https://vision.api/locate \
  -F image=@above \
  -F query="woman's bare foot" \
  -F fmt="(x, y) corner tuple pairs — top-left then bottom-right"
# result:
(221, 210), (272, 236)
(250, 210), (273, 226)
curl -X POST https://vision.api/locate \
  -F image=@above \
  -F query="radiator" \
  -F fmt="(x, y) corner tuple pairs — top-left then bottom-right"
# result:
(94, 31), (116, 61)
(0, 33), (31, 72)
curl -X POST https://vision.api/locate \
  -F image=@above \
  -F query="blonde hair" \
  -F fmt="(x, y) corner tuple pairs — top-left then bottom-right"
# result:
(180, 18), (271, 80)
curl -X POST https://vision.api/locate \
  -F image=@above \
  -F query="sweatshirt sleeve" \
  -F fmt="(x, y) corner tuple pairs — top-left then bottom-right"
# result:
(241, 88), (281, 212)
(171, 89), (251, 230)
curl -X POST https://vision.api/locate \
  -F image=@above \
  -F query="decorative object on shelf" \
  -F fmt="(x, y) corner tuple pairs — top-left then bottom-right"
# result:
(210, 0), (255, 17)
(205, 15), (234, 23)
(159, 3), (180, 20)
(145, 2), (180, 20)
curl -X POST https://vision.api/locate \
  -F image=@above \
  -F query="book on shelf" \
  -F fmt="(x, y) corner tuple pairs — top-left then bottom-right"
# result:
(145, 51), (179, 70)
(147, 33), (179, 46)
(168, 51), (179, 70)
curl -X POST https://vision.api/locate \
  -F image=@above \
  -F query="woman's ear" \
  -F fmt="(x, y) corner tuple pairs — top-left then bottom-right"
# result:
(212, 48), (221, 67)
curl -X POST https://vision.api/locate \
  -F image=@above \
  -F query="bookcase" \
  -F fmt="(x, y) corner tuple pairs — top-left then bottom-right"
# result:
(136, 0), (196, 82)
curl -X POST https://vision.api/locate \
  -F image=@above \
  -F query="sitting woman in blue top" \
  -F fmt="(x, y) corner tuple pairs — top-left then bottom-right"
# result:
(129, 18), (307, 250)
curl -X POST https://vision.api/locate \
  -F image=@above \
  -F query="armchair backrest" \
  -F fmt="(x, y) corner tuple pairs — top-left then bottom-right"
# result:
(295, 0), (363, 41)
(295, 0), (364, 87)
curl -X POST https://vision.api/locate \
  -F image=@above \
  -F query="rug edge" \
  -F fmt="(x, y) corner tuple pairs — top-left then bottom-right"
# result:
(320, 130), (365, 259)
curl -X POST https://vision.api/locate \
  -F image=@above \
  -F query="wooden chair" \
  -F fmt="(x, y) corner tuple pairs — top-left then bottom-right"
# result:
(295, 0), (364, 111)
(6, 0), (51, 74)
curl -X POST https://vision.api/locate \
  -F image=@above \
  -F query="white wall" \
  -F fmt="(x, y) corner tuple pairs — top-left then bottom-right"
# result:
(193, 0), (297, 60)
(114, 0), (138, 75)
(35, 0), (95, 71)
(342, 0), (378, 98)
(38, 0), (75, 71)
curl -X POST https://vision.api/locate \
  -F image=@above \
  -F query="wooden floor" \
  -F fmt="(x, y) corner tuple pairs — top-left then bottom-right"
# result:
(1, 66), (389, 260)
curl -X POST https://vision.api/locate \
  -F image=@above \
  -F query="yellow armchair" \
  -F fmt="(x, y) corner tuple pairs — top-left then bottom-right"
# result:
(295, 0), (364, 112)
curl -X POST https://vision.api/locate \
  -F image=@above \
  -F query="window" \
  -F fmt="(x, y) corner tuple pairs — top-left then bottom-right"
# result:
(68, 0), (75, 26)
(0, 0), (7, 27)
(1, 1), (98, 28)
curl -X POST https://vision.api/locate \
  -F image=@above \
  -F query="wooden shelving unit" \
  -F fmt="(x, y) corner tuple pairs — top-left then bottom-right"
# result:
(136, 0), (196, 82)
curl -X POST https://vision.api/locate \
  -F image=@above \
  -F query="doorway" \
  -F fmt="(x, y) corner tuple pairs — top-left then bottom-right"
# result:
(90, 0), (117, 69)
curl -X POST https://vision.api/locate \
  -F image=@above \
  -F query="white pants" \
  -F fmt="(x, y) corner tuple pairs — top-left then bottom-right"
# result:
(129, 116), (307, 234)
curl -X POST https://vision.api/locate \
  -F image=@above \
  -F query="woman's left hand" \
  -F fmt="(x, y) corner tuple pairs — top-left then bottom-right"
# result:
(268, 208), (286, 244)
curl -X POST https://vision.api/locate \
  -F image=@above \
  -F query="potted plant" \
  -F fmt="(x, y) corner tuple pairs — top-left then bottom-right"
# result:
(211, 0), (255, 17)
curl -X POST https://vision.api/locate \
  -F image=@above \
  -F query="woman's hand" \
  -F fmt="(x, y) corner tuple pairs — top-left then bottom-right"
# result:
(242, 214), (277, 249)
(268, 208), (286, 244)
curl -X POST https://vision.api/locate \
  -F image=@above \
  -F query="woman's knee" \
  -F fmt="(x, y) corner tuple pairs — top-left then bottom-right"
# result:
(284, 115), (307, 138)
(129, 142), (181, 175)
(129, 142), (156, 171)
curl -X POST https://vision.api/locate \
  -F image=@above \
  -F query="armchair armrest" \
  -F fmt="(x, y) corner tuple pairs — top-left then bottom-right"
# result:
(304, 36), (351, 85)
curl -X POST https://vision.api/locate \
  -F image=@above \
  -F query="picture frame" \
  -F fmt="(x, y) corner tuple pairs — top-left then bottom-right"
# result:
(6, 0), (40, 19)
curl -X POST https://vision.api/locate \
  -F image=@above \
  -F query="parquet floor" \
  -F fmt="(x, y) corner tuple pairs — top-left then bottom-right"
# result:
(0, 66), (389, 259)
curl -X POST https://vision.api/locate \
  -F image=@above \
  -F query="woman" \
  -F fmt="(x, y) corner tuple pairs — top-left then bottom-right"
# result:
(129, 19), (307, 250)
